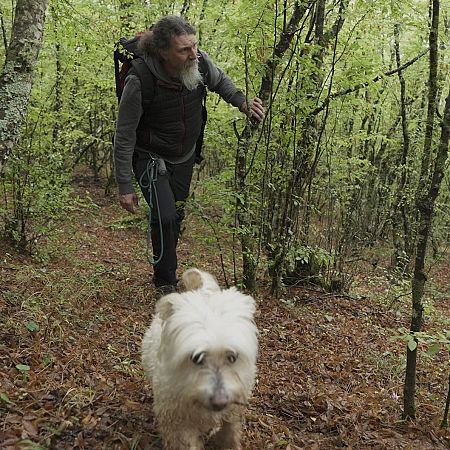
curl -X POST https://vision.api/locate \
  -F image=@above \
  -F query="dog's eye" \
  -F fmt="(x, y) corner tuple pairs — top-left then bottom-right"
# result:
(227, 353), (238, 364)
(191, 352), (205, 365)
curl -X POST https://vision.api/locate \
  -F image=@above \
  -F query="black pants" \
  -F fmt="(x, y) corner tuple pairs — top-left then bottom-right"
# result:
(133, 153), (195, 288)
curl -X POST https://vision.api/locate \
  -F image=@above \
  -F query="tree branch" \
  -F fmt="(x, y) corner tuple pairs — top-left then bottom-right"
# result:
(0, 11), (8, 52)
(310, 47), (430, 116)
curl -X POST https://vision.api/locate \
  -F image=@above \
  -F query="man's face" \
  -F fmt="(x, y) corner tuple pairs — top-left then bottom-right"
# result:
(161, 33), (198, 75)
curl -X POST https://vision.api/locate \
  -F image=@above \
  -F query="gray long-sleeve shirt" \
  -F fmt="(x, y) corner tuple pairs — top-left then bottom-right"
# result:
(114, 50), (246, 194)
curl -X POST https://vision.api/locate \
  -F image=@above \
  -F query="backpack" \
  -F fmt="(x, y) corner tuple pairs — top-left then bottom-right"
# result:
(113, 34), (207, 164)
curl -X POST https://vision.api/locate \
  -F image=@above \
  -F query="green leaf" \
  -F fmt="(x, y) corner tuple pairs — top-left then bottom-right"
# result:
(0, 392), (15, 405)
(407, 339), (417, 352)
(26, 321), (40, 332)
(16, 364), (30, 372)
(426, 343), (440, 356)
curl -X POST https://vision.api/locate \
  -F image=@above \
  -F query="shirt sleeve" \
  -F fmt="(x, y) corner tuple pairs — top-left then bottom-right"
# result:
(199, 50), (246, 109)
(113, 74), (143, 195)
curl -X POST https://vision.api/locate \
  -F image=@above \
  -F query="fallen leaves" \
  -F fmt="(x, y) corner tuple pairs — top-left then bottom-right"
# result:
(1, 178), (449, 449)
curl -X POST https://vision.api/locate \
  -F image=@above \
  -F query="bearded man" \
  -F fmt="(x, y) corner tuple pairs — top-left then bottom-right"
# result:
(114, 15), (264, 297)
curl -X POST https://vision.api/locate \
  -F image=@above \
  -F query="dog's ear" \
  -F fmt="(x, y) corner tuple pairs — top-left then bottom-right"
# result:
(182, 268), (220, 292)
(240, 293), (256, 319)
(224, 289), (257, 321)
(155, 293), (179, 320)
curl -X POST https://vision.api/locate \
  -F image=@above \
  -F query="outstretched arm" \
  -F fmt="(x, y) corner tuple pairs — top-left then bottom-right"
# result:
(200, 50), (265, 122)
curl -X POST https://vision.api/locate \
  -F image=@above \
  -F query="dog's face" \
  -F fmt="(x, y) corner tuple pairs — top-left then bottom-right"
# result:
(155, 276), (258, 412)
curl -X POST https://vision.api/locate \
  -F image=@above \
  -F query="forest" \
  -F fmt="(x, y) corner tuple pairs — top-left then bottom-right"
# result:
(0, 0), (449, 448)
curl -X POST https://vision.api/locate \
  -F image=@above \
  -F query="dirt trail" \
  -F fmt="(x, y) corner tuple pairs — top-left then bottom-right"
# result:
(1, 177), (449, 449)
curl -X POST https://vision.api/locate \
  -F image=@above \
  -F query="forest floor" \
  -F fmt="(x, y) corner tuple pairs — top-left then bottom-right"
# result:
(1, 171), (449, 450)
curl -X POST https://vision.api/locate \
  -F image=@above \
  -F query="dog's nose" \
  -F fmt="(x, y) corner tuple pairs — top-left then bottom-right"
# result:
(210, 389), (229, 411)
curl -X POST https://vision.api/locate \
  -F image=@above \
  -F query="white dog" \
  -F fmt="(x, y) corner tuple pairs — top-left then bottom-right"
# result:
(141, 268), (258, 450)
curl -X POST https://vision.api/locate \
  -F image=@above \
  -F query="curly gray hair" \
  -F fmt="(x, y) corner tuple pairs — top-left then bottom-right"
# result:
(139, 15), (196, 57)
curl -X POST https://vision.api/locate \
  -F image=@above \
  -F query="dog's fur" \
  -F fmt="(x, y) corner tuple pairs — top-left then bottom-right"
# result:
(141, 269), (258, 450)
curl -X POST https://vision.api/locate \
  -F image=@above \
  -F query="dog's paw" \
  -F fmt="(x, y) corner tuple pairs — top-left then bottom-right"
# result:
(208, 420), (241, 450)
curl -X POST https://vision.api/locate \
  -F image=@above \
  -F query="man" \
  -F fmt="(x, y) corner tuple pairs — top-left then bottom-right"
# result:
(114, 15), (264, 297)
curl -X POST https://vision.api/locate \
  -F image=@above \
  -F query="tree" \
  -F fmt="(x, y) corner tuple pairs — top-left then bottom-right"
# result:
(403, 0), (449, 420)
(234, 0), (309, 290)
(0, 0), (49, 173)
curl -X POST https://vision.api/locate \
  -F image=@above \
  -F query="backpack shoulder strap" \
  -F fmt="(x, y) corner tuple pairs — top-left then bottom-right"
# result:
(130, 58), (155, 106)
(198, 56), (208, 78)
(198, 54), (209, 96)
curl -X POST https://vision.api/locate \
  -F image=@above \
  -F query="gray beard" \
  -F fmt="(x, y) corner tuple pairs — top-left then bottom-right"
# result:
(179, 61), (202, 91)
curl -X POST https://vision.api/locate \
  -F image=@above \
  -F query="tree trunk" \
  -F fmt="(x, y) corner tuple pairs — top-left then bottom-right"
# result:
(235, 131), (257, 291)
(52, 40), (63, 147)
(392, 23), (412, 274)
(417, 0), (440, 186)
(442, 371), (450, 428)
(1, 10), (9, 52)
(0, 0), (49, 174)
(403, 1), (447, 420)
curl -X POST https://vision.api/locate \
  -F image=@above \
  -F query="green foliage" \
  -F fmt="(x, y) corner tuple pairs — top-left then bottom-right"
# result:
(282, 244), (350, 292)
(391, 327), (450, 356)
(1, 144), (72, 253)
(107, 209), (147, 231)
(0, 0), (160, 251)
(25, 321), (40, 332)
(188, 167), (239, 249)
(0, 391), (15, 405)
(0, 0), (449, 291)
(15, 364), (31, 372)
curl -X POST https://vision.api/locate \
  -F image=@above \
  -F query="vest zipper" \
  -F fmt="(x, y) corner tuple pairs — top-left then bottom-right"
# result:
(180, 91), (186, 155)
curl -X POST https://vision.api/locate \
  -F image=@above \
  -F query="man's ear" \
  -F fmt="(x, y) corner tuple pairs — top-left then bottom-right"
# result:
(155, 293), (179, 320)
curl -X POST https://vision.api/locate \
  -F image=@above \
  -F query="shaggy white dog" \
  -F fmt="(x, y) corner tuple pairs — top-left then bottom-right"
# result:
(141, 268), (258, 450)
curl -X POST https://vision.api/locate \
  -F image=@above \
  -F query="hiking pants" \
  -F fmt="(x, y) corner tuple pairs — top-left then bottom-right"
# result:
(133, 153), (195, 288)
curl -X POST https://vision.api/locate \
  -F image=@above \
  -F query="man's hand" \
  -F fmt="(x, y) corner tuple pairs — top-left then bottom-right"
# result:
(119, 192), (139, 214)
(240, 97), (265, 122)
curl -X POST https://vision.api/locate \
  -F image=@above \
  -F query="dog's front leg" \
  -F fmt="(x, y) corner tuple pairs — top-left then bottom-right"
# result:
(209, 420), (242, 449)
(163, 429), (205, 450)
